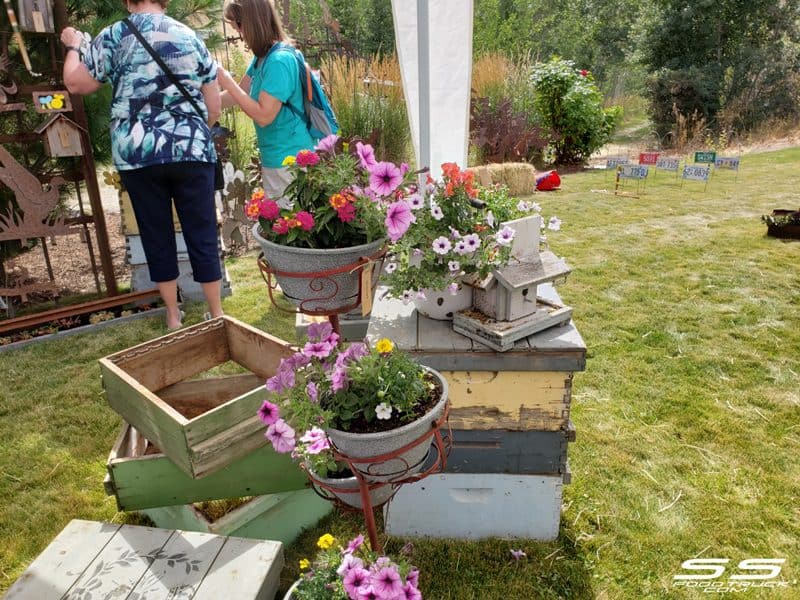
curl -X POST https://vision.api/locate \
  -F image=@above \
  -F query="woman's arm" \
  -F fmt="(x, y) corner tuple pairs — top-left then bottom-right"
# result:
(221, 73), (251, 109)
(60, 27), (101, 95)
(218, 66), (281, 127)
(201, 81), (221, 125)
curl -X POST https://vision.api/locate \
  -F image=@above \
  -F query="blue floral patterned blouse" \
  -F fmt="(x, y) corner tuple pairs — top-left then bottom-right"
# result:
(83, 13), (217, 171)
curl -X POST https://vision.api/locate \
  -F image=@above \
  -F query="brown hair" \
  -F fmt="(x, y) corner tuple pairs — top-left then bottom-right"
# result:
(223, 0), (290, 57)
(123, 0), (170, 8)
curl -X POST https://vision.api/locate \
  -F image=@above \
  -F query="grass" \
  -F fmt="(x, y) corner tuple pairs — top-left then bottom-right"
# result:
(1, 147), (799, 598)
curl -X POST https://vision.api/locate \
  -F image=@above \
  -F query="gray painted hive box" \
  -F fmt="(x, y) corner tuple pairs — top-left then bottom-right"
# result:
(105, 423), (309, 511)
(3, 519), (283, 600)
(99, 316), (294, 479)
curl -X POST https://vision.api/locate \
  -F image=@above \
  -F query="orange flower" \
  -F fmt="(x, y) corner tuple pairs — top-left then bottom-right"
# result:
(329, 193), (347, 209)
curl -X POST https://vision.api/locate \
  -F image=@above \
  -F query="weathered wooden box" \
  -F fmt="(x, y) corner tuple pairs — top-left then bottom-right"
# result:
(4, 519), (283, 600)
(385, 473), (564, 540)
(105, 424), (309, 511)
(99, 316), (294, 478)
(143, 490), (331, 547)
(443, 370), (573, 431)
(433, 423), (575, 475)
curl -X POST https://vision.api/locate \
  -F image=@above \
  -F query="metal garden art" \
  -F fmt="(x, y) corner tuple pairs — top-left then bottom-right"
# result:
(248, 135), (419, 320)
(257, 322), (450, 551)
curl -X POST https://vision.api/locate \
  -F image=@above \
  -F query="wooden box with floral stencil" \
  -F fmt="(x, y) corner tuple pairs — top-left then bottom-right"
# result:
(99, 316), (294, 479)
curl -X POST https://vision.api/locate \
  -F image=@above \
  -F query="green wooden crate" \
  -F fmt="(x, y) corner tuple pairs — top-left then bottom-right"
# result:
(105, 423), (310, 511)
(99, 316), (294, 479)
(143, 491), (332, 547)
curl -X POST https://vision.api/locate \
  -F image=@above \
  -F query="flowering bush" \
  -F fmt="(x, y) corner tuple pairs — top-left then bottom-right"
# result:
(245, 135), (418, 249)
(292, 533), (421, 599)
(257, 322), (437, 477)
(381, 162), (549, 301)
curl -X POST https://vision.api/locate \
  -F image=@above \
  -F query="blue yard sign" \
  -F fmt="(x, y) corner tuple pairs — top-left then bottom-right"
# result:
(619, 165), (649, 179)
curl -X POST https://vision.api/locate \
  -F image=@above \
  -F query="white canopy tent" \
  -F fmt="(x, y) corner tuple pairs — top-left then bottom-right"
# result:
(390, 0), (474, 178)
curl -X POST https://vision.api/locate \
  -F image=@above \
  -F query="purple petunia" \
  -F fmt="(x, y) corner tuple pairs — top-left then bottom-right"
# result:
(266, 368), (295, 393)
(307, 321), (333, 342)
(369, 162), (403, 196)
(257, 400), (280, 425)
(331, 367), (349, 392)
(370, 566), (403, 598)
(265, 418), (295, 453)
(302, 340), (335, 359)
(356, 142), (377, 169)
(385, 200), (414, 242)
(510, 549), (527, 560)
(306, 381), (318, 403)
(314, 133), (339, 153)
(337, 553), (365, 576)
(432, 236), (452, 255)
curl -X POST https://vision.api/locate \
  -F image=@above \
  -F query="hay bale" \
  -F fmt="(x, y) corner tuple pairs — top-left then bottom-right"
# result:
(468, 162), (537, 196)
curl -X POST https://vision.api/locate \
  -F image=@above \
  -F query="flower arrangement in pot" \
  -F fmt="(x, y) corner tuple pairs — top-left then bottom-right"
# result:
(380, 162), (545, 319)
(245, 136), (419, 313)
(257, 321), (448, 508)
(285, 532), (422, 599)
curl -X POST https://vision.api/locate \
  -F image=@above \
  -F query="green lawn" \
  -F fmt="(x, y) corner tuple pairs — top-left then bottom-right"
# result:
(1, 149), (799, 599)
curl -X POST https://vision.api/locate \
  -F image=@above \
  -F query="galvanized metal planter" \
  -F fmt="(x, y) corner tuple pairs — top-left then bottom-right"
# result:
(99, 316), (295, 479)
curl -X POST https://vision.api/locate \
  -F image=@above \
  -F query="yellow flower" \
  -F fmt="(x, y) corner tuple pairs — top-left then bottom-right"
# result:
(375, 338), (394, 354)
(317, 533), (335, 549)
(342, 142), (350, 153)
(282, 155), (296, 166)
(299, 558), (310, 570)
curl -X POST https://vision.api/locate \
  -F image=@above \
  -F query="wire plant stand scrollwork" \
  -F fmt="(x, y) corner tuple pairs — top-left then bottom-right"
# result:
(302, 404), (451, 553)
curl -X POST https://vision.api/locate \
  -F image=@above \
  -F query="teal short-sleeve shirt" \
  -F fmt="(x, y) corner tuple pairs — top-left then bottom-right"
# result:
(246, 45), (315, 168)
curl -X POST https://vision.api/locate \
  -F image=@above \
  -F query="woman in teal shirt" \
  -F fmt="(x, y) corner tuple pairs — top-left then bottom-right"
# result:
(218, 0), (313, 206)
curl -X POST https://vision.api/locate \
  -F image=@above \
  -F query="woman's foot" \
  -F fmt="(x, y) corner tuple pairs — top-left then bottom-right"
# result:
(166, 309), (185, 330)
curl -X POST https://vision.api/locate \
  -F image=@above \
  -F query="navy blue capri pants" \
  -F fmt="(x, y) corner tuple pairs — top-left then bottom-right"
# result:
(120, 162), (221, 283)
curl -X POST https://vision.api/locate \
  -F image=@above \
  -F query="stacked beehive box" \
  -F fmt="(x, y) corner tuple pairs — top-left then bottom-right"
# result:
(99, 316), (330, 545)
(367, 286), (584, 540)
(119, 188), (232, 301)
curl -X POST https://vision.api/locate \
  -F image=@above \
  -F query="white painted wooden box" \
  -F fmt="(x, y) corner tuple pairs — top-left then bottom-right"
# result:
(4, 519), (282, 600)
(384, 473), (563, 541)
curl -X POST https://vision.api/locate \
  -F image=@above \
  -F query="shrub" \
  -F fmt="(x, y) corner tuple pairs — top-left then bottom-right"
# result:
(530, 57), (621, 164)
(470, 96), (550, 164)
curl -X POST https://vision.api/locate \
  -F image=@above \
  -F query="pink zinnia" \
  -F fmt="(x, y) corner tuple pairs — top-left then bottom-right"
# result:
(272, 218), (290, 235)
(356, 142), (377, 169)
(369, 162), (403, 196)
(259, 199), (280, 220)
(295, 210), (315, 231)
(265, 419), (295, 453)
(370, 566), (403, 598)
(257, 400), (280, 425)
(337, 203), (356, 223)
(295, 149), (320, 167)
(385, 200), (414, 242)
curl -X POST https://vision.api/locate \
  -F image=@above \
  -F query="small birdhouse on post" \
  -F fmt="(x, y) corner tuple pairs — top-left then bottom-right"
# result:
(16, 0), (55, 33)
(35, 114), (85, 157)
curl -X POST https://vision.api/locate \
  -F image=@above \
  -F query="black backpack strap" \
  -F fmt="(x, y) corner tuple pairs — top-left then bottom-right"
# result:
(123, 17), (206, 121)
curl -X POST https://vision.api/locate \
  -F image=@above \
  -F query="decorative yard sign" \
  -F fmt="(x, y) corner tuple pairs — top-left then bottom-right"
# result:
(656, 156), (681, 171)
(714, 156), (740, 170)
(638, 152), (659, 165)
(605, 156), (629, 169)
(694, 151), (716, 164)
(682, 164), (711, 181)
(619, 165), (649, 179)
(32, 90), (72, 113)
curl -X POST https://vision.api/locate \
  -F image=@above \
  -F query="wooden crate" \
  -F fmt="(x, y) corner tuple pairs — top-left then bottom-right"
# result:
(443, 370), (573, 431)
(143, 490), (331, 547)
(99, 316), (294, 479)
(436, 424), (575, 475)
(106, 424), (309, 511)
(4, 519), (282, 600)
(384, 473), (563, 540)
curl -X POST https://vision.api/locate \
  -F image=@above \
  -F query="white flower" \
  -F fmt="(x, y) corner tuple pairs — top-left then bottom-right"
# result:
(432, 236), (452, 255)
(454, 240), (469, 255)
(376, 402), (393, 420)
(401, 290), (414, 304)
(486, 210), (495, 227)
(548, 216), (562, 231)
(463, 233), (481, 252)
(430, 203), (444, 220)
(516, 200), (530, 212)
(448, 260), (461, 272)
(448, 282), (459, 295)
(416, 290), (427, 300)
(385, 262), (398, 274)
(530, 202), (542, 212)
(495, 225), (516, 246)
(407, 192), (425, 210)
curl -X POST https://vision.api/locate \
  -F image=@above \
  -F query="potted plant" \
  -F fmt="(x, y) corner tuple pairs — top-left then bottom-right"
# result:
(380, 163), (543, 319)
(762, 208), (800, 239)
(246, 136), (418, 313)
(257, 321), (448, 507)
(285, 533), (422, 599)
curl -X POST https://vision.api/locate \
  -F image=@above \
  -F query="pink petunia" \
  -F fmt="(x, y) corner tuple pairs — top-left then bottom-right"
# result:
(295, 150), (320, 168)
(385, 200), (414, 242)
(257, 400), (280, 425)
(265, 419), (295, 453)
(299, 427), (326, 445)
(259, 199), (280, 220)
(401, 582), (422, 600)
(369, 162), (403, 196)
(302, 340), (335, 359)
(344, 534), (365, 555)
(370, 566), (403, 598)
(295, 210), (315, 231)
(330, 367), (349, 391)
(405, 569), (419, 588)
(305, 381), (318, 403)
(356, 142), (377, 169)
(314, 134), (339, 153)
(356, 585), (379, 600)
(266, 368), (295, 393)
(307, 321), (333, 342)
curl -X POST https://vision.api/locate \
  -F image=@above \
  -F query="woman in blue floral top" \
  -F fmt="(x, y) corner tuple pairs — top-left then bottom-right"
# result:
(217, 0), (314, 206)
(61, 0), (223, 330)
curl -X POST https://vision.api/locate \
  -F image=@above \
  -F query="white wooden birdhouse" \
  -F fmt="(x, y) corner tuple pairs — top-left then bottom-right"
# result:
(35, 114), (85, 157)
